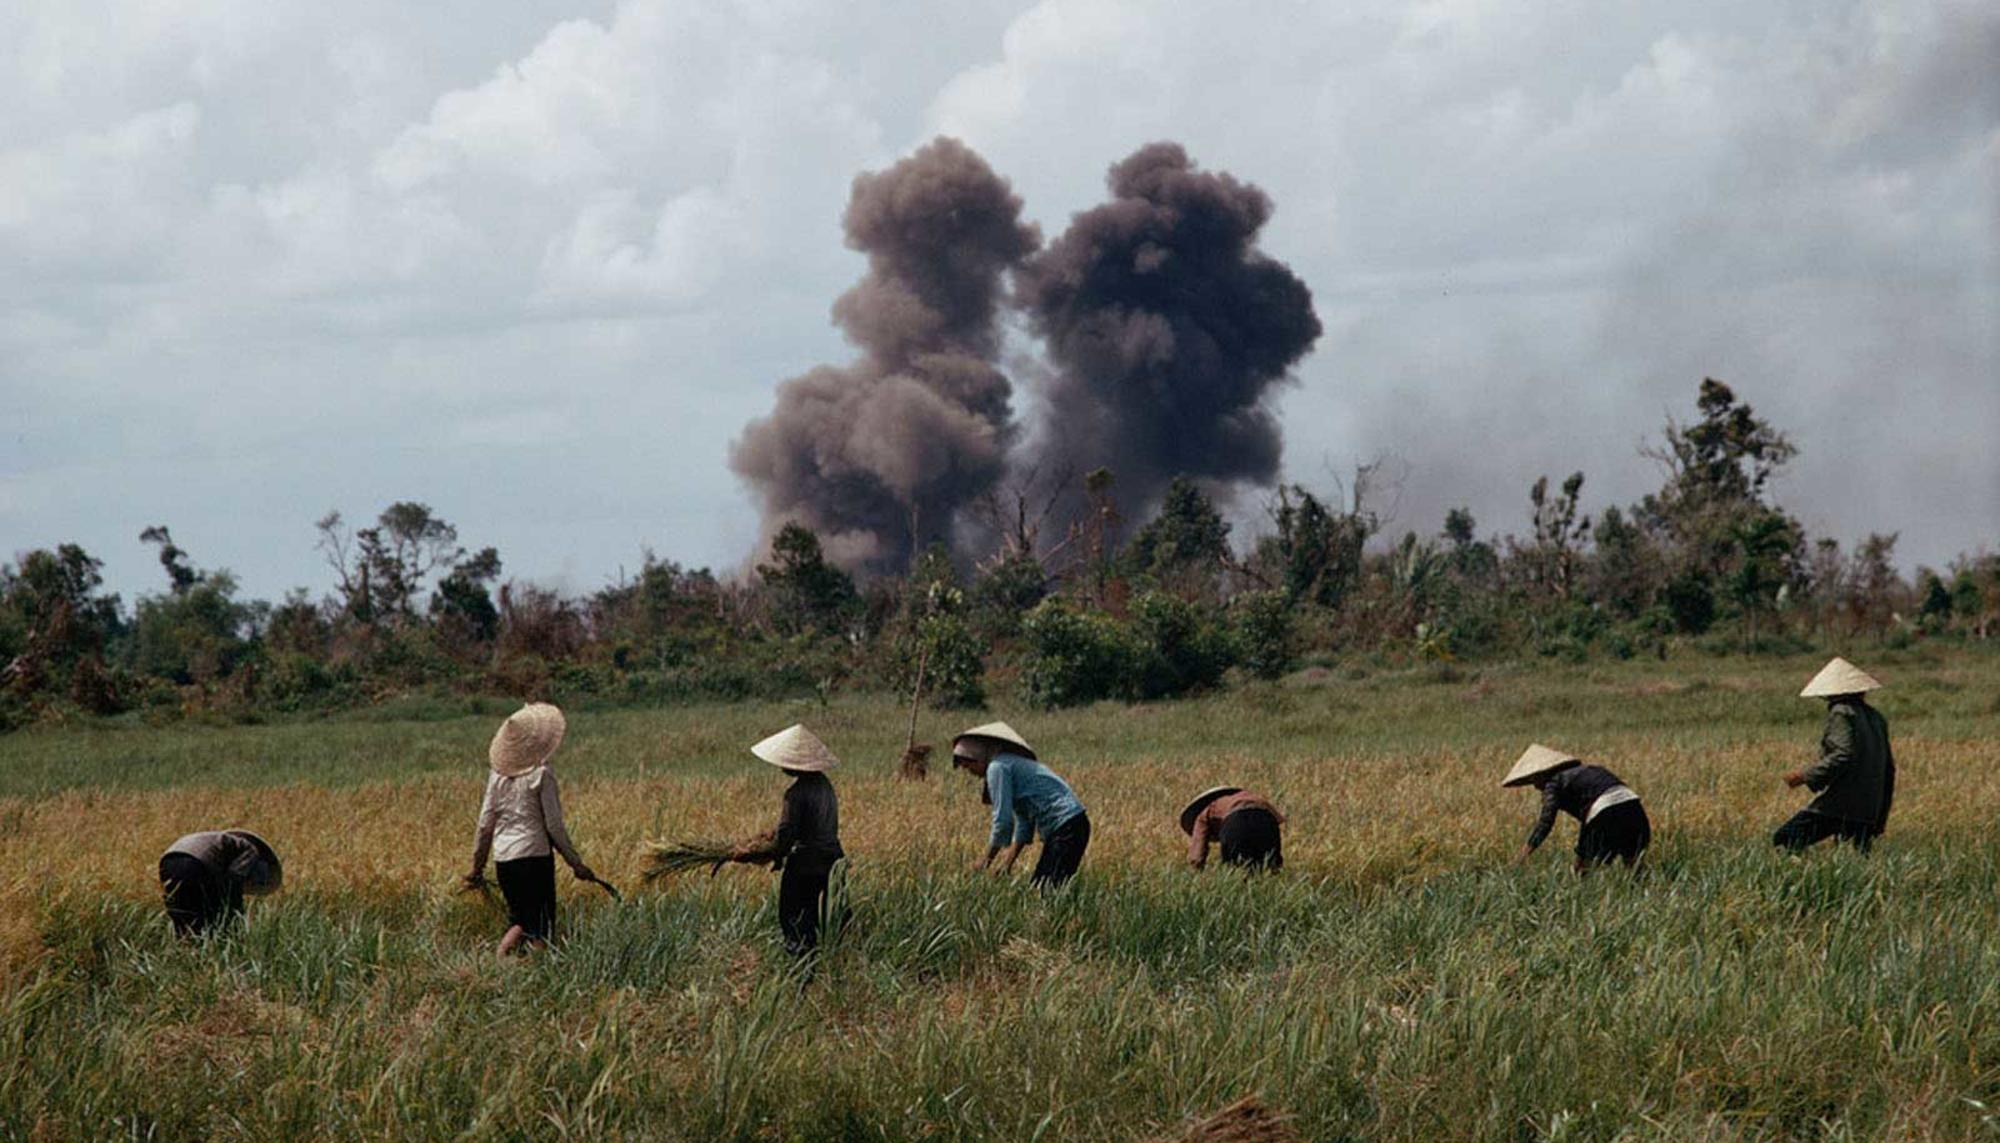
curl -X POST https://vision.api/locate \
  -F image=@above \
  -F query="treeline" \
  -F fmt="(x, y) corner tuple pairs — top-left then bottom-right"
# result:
(2, 379), (1995, 730)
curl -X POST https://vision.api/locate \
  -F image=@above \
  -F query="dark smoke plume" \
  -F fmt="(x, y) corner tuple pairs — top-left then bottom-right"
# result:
(731, 137), (1038, 573)
(1016, 142), (1322, 522)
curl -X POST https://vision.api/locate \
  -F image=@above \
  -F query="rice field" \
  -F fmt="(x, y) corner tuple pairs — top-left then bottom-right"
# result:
(3, 647), (1999, 1140)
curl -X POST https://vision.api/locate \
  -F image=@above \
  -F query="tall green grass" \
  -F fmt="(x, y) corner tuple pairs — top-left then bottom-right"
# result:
(1, 647), (1997, 1139)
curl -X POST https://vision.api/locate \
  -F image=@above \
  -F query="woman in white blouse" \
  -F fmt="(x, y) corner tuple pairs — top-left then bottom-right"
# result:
(463, 702), (597, 956)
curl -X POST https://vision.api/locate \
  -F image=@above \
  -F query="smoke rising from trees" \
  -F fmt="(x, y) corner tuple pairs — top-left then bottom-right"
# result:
(735, 139), (1322, 572)
(1016, 142), (1323, 525)
(730, 137), (1039, 574)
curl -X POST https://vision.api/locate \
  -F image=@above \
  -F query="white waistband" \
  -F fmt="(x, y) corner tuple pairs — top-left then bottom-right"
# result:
(1586, 786), (1640, 822)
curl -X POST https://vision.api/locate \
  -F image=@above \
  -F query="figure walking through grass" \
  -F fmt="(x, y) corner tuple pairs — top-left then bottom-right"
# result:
(463, 702), (599, 957)
(1503, 744), (1651, 871)
(1180, 786), (1285, 871)
(1774, 657), (1895, 853)
(741, 724), (846, 958)
(158, 829), (282, 938)
(951, 721), (1090, 888)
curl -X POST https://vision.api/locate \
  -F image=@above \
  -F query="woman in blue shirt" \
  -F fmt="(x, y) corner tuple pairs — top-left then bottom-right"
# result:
(950, 721), (1090, 887)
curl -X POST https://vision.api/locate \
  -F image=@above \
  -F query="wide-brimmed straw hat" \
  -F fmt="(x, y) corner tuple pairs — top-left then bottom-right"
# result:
(1501, 744), (1580, 788)
(489, 702), (566, 777)
(750, 724), (840, 772)
(1179, 786), (1243, 834)
(953, 721), (1035, 760)
(228, 829), (283, 895)
(1800, 657), (1882, 698)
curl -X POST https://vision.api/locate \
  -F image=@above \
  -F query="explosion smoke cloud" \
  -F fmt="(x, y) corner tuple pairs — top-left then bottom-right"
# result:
(731, 137), (1038, 573)
(1017, 142), (1322, 524)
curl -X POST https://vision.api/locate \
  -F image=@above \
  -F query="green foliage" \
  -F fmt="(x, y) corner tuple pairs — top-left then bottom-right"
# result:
(756, 523), (857, 637)
(1126, 476), (1230, 586)
(1019, 598), (1140, 709)
(967, 551), (1048, 639)
(915, 613), (987, 709)
(1232, 590), (1297, 680)
(131, 572), (253, 685)
(1128, 591), (1236, 699)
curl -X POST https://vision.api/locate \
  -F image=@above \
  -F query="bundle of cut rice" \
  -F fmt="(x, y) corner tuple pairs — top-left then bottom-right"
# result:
(1145, 1097), (1303, 1143)
(642, 833), (781, 881)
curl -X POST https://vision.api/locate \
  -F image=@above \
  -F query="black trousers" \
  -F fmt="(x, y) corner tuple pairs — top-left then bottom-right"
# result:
(1576, 800), (1651, 866)
(1773, 810), (1875, 853)
(160, 853), (242, 938)
(779, 858), (835, 956)
(496, 854), (557, 939)
(1031, 813), (1091, 888)
(1217, 807), (1284, 870)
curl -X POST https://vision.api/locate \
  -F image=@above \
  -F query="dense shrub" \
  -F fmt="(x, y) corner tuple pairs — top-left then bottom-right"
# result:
(1232, 591), (1297, 680)
(1129, 592), (1235, 699)
(1019, 599), (1140, 709)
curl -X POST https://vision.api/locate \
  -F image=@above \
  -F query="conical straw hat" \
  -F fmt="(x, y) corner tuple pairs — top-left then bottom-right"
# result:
(1800, 657), (1882, 698)
(750, 724), (840, 772)
(227, 829), (283, 895)
(1179, 786), (1244, 834)
(1501, 743), (1580, 788)
(953, 721), (1035, 760)
(489, 702), (566, 777)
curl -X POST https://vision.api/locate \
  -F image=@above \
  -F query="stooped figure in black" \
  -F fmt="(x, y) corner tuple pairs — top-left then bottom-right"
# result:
(741, 724), (846, 958)
(1775, 657), (1895, 853)
(1503, 744), (1651, 872)
(158, 830), (282, 937)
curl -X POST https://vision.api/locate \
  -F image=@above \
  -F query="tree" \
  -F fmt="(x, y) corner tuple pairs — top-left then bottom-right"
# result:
(139, 526), (201, 594)
(1640, 378), (1798, 579)
(317, 503), (467, 623)
(1728, 511), (1801, 647)
(757, 523), (858, 636)
(1259, 471), (1379, 609)
(1126, 476), (1230, 592)
(1517, 473), (1590, 601)
(432, 547), (503, 645)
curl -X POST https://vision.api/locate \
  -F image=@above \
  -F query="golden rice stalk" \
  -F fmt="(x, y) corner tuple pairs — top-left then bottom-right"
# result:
(641, 833), (781, 881)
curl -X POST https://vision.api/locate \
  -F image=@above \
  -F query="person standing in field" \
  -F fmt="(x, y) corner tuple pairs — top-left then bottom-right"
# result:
(158, 829), (282, 938)
(1503, 744), (1651, 871)
(738, 724), (846, 958)
(1773, 657), (1895, 853)
(951, 721), (1091, 888)
(463, 702), (599, 957)
(1180, 786), (1285, 871)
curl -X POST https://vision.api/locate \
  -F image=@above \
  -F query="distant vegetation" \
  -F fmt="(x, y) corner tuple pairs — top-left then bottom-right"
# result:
(2, 379), (1995, 731)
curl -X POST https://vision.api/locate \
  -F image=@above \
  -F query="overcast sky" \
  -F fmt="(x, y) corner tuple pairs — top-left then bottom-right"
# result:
(4, 0), (1995, 602)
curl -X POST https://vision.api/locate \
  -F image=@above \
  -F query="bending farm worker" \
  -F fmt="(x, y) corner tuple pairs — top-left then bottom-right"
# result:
(1774, 658), (1895, 853)
(158, 829), (282, 938)
(464, 702), (598, 957)
(1503, 744), (1651, 872)
(1180, 786), (1286, 871)
(951, 721), (1091, 888)
(745, 724), (846, 958)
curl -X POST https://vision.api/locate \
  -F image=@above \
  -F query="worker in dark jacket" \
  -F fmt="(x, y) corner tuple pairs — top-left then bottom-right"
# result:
(158, 830), (282, 937)
(1775, 657), (1894, 853)
(741, 724), (846, 957)
(1502, 744), (1650, 871)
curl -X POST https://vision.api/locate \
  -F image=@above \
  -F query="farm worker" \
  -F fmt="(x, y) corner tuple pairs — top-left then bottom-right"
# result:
(1503, 744), (1651, 871)
(158, 829), (282, 938)
(740, 724), (846, 957)
(951, 721), (1091, 888)
(1773, 658), (1895, 853)
(1180, 786), (1285, 871)
(463, 702), (599, 957)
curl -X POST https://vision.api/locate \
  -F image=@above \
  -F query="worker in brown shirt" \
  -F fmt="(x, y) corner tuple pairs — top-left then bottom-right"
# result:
(1181, 787), (1285, 871)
